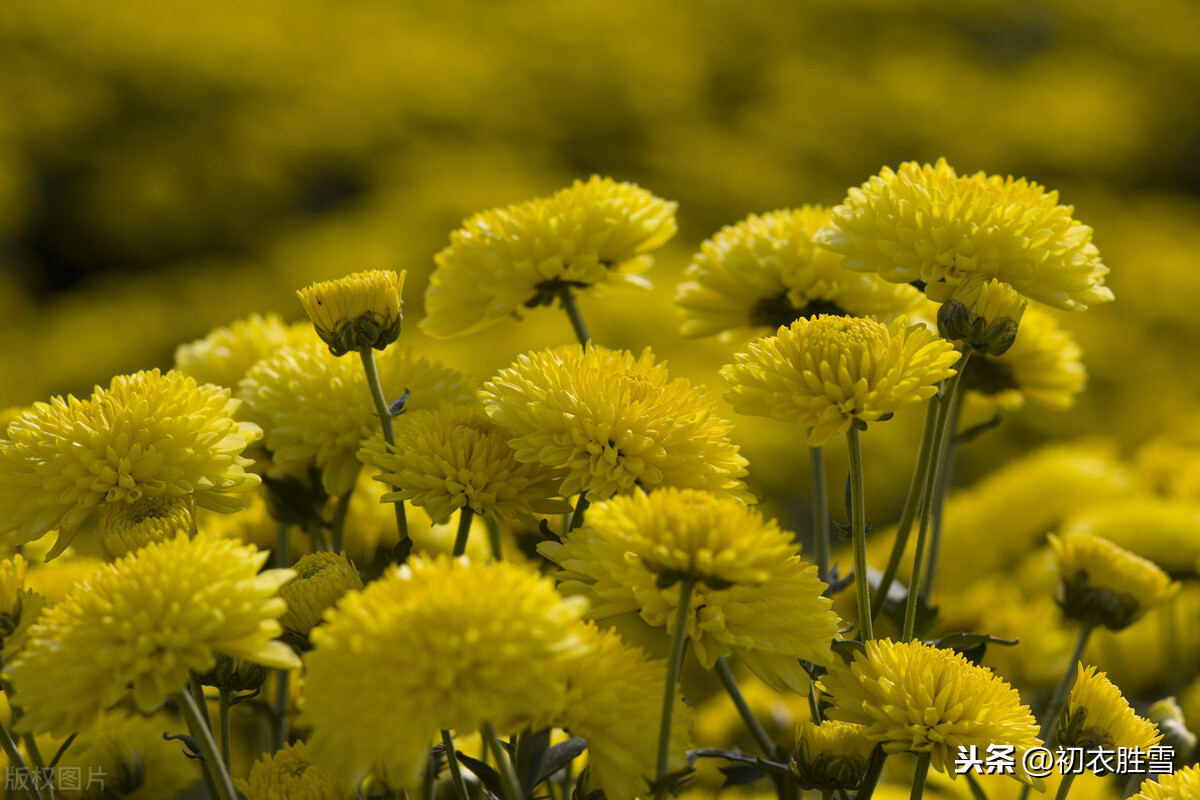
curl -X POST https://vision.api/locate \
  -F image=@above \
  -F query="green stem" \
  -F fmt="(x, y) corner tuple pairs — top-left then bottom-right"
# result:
(846, 427), (872, 641)
(656, 578), (696, 800)
(1054, 773), (1076, 800)
(715, 657), (777, 757)
(486, 516), (504, 560)
(360, 346), (410, 550)
(856, 746), (886, 800)
(809, 446), (830, 583)
(569, 493), (590, 531)
(482, 721), (524, 800)
(218, 688), (232, 774)
(558, 286), (591, 345)
(275, 521), (290, 570)
(330, 490), (353, 554)
(271, 667), (289, 753)
(176, 688), (236, 800)
(188, 676), (221, 800)
(453, 507), (474, 557)
(0, 720), (45, 800)
(902, 353), (970, 641)
(440, 730), (471, 800)
(920, 388), (964, 598)
(1039, 623), (1094, 744)
(909, 752), (931, 800)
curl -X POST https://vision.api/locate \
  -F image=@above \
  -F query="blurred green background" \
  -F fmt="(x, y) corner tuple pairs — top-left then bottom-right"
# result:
(3, 0), (1200, 528)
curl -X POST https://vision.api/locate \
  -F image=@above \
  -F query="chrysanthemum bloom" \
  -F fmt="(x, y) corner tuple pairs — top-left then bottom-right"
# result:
(297, 270), (406, 357)
(480, 345), (749, 500)
(818, 639), (1042, 781)
(358, 403), (572, 525)
(304, 556), (589, 786)
(790, 720), (875, 792)
(1146, 698), (1196, 763)
(1056, 664), (1161, 756)
(95, 494), (195, 560)
(174, 312), (303, 388)
(814, 158), (1114, 310)
(236, 741), (353, 800)
(937, 276), (1027, 356)
(1060, 497), (1200, 576)
(0, 369), (262, 558)
(1050, 532), (1178, 631)
(278, 552), (364, 637)
(422, 176), (677, 338)
(721, 315), (959, 447)
(540, 489), (839, 690)
(1130, 764), (1200, 800)
(6, 533), (299, 736)
(675, 206), (923, 340)
(239, 341), (470, 495)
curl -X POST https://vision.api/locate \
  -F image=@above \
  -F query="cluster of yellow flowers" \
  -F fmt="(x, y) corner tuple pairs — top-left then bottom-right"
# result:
(0, 163), (1196, 800)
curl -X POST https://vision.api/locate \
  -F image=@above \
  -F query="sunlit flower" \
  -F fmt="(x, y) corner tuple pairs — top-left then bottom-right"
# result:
(358, 403), (572, 525)
(236, 741), (353, 800)
(818, 639), (1042, 781)
(815, 158), (1113, 310)
(304, 556), (589, 786)
(1050, 531), (1178, 630)
(96, 494), (195, 560)
(721, 315), (959, 447)
(1130, 764), (1200, 800)
(937, 276), (1026, 355)
(6, 533), (299, 736)
(297, 270), (406, 356)
(239, 341), (470, 495)
(1057, 664), (1161, 754)
(480, 345), (749, 500)
(278, 552), (364, 638)
(790, 720), (875, 792)
(174, 312), (303, 388)
(0, 369), (262, 558)
(676, 206), (922, 340)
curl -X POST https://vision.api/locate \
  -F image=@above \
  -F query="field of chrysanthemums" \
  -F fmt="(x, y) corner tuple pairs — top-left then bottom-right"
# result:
(2, 2), (1200, 799)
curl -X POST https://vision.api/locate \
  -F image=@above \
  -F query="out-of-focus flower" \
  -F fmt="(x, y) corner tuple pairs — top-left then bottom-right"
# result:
(1050, 532), (1178, 630)
(0, 554), (42, 662)
(304, 556), (589, 786)
(6, 533), (299, 736)
(96, 494), (195, 560)
(174, 313), (304, 389)
(936, 276), (1026, 355)
(721, 315), (959, 447)
(1056, 664), (1161, 754)
(1135, 420), (1200, 502)
(815, 158), (1114, 310)
(236, 741), (354, 800)
(0, 554), (26, 621)
(278, 552), (364, 638)
(1060, 497), (1200, 576)
(790, 720), (875, 792)
(297, 270), (406, 357)
(423, 176), (677, 338)
(1146, 698), (1196, 765)
(480, 345), (749, 500)
(358, 403), (571, 525)
(1130, 765), (1200, 800)
(676, 206), (922, 340)
(0, 369), (261, 558)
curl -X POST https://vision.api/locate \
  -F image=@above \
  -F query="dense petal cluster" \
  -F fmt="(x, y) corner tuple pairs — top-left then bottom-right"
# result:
(236, 741), (353, 800)
(304, 556), (589, 786)
(6, 533), (298, 736)
(676, 206), (922, 340)
(814, 158), (1114, 310)
(358, 403), (572, 524)
(95, 494), (195, 559)
(423, 176), (677, 338)
(0, 369), (261, 556)
(174, 312), (303, 388)
(480, 345), (749, 500)
(1131, 764), (1200, 800)
(791, 720), (876, 792)
(818, 639), (1042, 780)
(297, 270), (406, 356)
(278, 552), (364, 637)
(1057, 664), (1162, 752)
(1050, 532), (1178, 630)
(721, 315), (959, 446)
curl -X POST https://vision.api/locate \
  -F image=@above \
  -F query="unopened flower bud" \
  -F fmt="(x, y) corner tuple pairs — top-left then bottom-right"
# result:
(296, 270), (406, 357)
(938, 277), (1026, 356)
(1050, 532), (1177, 631)
(790, 720), (874, 792)
(278, 552), (364, 638)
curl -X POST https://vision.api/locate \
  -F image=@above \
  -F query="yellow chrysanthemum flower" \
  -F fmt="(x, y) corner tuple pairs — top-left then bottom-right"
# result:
(278, 552), (364, 637)
(0, 554), (26, 619)
(480, 345), (749, 501)
(814, 158), (1113, 310)
(541, 489), (839, 691)
(5, 533), (299, 736)
(304, 556), (589, 786)
(1135, 419), (1200, 503)
(239, 341), (470, 495)
(0, 369), (261, 558)
(297, 270), (406, 357)
(721, 315), (959, 447)
(937, 276), (1027, 356)
(236, 741), (353, 800)
(1130, 764), (1200, 800)
(675, 206), (923, 340)
(1050, 532), (1178, 631)
(1060, 497), (1200, 576)
(422, 176), (677, 338)
(358, 403), (572, 525)
(0, 406), (26, 439)
(818, 639), (1042, 781)
(1057, 664), (1162, 753)
(174, 312), (304, 388)
(95, 494), (195, 560)
(0, 555), (42, 663)
(791, 720), (876, 792)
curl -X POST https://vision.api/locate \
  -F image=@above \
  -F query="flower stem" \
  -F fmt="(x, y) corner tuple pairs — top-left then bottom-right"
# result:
(909, 752), (931, 800)
(856, 746), (887, 800)
(270, 667), (289, 753)
(359, 346), (410, 551)
(569, 493), (590, 531)
(920, 387), (964, 598)
(0, 719), (45, 800)
(486, 516), (504, 560)
(656, 578), (696, 800)
(902, 352), (970, 641)
(330, 490), (353, 554)
(176, 687), (237, 800)
(482, 721), (524, 800)
(275, 521), (290, 570)
(186, 675), (221, 800)
(558, 285), (591, 345)
(440, 729), (471, 800)
(1039, 623), (1094, 744)
(218, 687), (232, 774)
(810, 446), (830, 582)
(715, 657), (777, 757)
(1054, 773), (1077, 800)
(846, 427), (872, 641)
(453, 507), (475, 557)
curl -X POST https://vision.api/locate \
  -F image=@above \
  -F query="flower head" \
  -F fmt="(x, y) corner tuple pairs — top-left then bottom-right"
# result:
(815, 158), (1113, 310)
(937, 276), (1027, 355)
(1131, 764), (1200, 800)
(236, 741), (353, 800)
(817, 639), (1042, 781)
(304, 556), (589, 786)
(1057, 664), (1161, 754)
(358, 403), (572, 525)
(791, 720), (876, 792)
(721, 315), (959, 447)
(0, 369), (262, 558)
(422, 176), (677, 338)
(6, 533), (298, 736)
(278, 552), (364, 638)
(174, 312), (302, 388)
(96, 494), (195, 560)
(297, 270), (406, 356)
(1050, 532), (1178, 630)
(0, 554), (27, 621)
(676, 206), (923, 340)
(480, 345), (749, 500)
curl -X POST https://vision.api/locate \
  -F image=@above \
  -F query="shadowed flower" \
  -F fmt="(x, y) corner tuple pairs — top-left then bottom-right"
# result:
(791, 720), (876, 792)
(236, 741), (353, 800)
(936, 276), (1027, 355)
(721, 315), (959, 447)
(1057, 664), (1161, 754)
(297, 270), (406, 356)
(422, 176), (677, 338)
(1130, 764), (1200, 800)
(278, 552), (364, 638)
(814, 158), (1113, 310)
(1050, 532), (1178, 630)
(174, 312), (304, 389)
(480, 345), (749, 501)
(96, 494), (195, 560)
